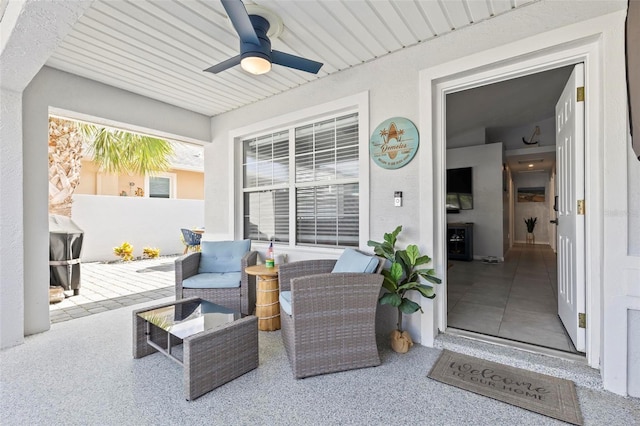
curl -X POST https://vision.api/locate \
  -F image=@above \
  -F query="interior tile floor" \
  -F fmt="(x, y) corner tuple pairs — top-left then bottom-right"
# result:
(447, 243), (579, 353)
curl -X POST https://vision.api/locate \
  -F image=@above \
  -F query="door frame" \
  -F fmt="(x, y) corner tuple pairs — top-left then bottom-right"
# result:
(418, 34), (603, 369)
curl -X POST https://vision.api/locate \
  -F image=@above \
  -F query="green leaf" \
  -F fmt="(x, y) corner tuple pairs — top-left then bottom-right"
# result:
(399, 298), (421, 314)
(85, 126), (173, 176)
(416, 271), (442, 284)
(383, 226), (402, 246)
(414, 255), (432, 266)
(406, 244), (420, 265)
(379, 292), (402, 307)
(367, 240), (395, 261)
(414, 284), (436, 299)
(389, 262), (403, 282)
(395, 250), (411, 275)
(381, 274), (398, 292)
(397, 281), (420, 291)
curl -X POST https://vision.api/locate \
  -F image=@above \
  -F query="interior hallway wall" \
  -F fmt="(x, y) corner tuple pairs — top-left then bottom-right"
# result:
(447, 143), (505, 259)
(513, 172), (551, 244)
(486, 116), (556, 148)
(503, 156), (511, 254)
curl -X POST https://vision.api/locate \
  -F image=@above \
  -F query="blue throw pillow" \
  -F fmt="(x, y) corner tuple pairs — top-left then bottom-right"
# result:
(331, 248), (379, 273)
(198, 240), (251, 274)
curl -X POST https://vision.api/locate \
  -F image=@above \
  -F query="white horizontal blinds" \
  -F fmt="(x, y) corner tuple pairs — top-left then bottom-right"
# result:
(295, 113), (359, 247)
(243, 131), (289, 188)
(149, 176), (170, 198)
(337, 183), (359, 246)
(242, 131), (290, 242)
(243, 190), (289, 242)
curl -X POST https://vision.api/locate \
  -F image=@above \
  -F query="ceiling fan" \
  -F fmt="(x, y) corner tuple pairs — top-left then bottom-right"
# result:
(204, 0), (323, 75)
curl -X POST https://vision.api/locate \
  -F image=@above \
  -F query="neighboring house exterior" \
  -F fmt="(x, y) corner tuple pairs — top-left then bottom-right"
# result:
(68, 140), (205, 261)
(1, 0), (638, 400)
(75, 140), (204, 200)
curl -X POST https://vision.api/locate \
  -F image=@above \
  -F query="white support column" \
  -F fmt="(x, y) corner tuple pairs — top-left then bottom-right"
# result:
(0, 88), (26, 348)
(0, 0), (94, 348)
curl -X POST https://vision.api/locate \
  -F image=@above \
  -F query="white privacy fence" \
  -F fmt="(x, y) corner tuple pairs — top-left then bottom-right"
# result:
(71, 194), (204, 262)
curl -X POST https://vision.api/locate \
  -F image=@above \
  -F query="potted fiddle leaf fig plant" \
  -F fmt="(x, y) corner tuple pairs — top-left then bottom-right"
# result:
(367, 226), (441, 353)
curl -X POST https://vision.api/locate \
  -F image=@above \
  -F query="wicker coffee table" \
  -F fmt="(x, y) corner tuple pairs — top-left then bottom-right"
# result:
(133, 297), (258, 400)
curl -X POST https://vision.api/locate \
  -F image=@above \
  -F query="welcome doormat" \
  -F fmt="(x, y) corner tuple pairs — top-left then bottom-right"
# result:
(428, 350), (583, 425)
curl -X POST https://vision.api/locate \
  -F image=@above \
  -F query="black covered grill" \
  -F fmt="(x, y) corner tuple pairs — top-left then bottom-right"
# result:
(49, 215), (84, 295)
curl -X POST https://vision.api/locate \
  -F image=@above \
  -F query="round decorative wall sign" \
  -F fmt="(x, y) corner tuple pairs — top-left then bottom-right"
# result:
(370, 117), (419, 169)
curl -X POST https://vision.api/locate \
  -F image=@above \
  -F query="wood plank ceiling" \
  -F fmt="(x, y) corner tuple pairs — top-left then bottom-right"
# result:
(46, 0), (537, 117)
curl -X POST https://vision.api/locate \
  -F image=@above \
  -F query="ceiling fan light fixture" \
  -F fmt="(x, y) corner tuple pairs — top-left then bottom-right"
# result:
(241, 55), (271, 75)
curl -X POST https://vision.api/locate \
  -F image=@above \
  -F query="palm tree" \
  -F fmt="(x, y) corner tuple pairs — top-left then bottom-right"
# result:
(48, 117), (174, 216)
(48, 117), (85, 216)
(80, 125), (173, 176)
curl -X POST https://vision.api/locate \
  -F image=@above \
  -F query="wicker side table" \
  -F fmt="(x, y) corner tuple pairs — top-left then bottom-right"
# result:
(133, 298), (258, 400)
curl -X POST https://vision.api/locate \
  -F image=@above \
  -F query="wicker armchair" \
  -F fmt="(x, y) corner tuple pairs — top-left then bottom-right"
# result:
(278, 254), (385, 379)
(175, 243), (258, 315)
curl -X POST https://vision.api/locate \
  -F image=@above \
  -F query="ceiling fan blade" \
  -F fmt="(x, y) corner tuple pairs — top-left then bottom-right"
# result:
(221, 0), (260, 45)
(203, 55), (242, 74)
(271, 50), (323, 74)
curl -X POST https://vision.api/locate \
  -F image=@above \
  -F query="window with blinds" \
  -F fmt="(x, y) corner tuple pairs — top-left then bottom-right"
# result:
(243, 131), (290, 242)
(149, 176), (171, 198)
(242, 112), (359, 247)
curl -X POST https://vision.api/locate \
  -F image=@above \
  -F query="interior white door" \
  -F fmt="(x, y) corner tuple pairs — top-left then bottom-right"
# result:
(555, 63), (586, 352)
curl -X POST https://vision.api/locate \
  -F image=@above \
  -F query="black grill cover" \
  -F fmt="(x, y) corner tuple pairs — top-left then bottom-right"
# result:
(49, 215), (84, 291)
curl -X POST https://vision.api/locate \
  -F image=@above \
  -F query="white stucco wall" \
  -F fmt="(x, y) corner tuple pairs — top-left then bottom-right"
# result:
(71, 195), (204, 262)
(3, 0), (637, 397)
(0, 0), (94, 348)
(19, 67), (211, 339)
(446, 143), (504, 259)
(629, 143), (640, 256)
(39, 67), (211, 143)
(204, 0), (638, 395)
(628, 146), (640, 395)
(628, 309), (640, 397)
(0, 88), (25, 347)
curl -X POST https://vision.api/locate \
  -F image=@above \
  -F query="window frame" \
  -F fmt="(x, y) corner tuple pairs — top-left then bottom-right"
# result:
(145, 172), (177, 199)
(230, 92), (370, 254)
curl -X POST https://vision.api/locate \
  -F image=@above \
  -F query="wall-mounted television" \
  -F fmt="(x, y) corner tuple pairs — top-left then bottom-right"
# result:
(447, 167), (473, 213)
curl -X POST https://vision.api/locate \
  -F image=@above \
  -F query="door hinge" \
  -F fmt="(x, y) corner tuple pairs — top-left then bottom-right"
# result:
(577, 86), (585, 102)
(577, 199), (585, 215)
(579, 313), (586, 329)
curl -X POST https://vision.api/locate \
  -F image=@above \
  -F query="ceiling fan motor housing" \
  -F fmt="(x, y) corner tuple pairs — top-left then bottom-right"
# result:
(241, 15), (271, 61)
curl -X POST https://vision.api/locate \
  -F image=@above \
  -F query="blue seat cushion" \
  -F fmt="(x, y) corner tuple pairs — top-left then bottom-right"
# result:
(198, 240), (250, 274)
(331, 248), (379, 273)
(182, 272), (242, 289)
(279, 291), (292, 315)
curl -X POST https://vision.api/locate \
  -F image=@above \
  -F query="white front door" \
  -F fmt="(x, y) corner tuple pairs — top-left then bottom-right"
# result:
(555, 63), (586, 352)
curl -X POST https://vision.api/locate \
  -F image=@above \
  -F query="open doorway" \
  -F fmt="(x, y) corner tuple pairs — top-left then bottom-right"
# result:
(443, 65), (584, 354)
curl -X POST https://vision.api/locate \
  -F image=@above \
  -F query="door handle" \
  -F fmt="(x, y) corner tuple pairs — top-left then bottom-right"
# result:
(550, 219), (558, 225)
